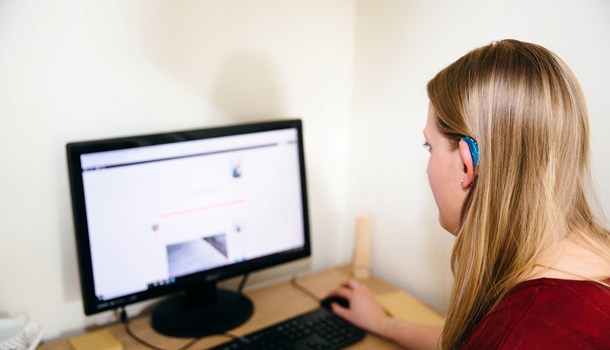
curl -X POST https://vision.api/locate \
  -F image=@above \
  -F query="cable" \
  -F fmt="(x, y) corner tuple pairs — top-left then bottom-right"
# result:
(176, 338), (203, 350)
(120, 307), (171, 350)
(117, 276), (320, 349)
(290, 275), (321, 302)
(237, 273), (249, 294)
(200, 333), (249, 350)
(118, 270), (252, 350)
(119, 307), (205, 350)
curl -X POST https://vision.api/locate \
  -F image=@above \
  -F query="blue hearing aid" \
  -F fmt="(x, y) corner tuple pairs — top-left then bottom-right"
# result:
(461, 136), (480, 167)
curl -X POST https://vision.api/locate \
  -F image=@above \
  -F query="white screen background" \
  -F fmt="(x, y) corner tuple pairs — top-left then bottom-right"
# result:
(80, 129), (305, 300)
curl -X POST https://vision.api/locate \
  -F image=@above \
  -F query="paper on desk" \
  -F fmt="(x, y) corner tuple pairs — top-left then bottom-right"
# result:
(375, 290), (445, 326)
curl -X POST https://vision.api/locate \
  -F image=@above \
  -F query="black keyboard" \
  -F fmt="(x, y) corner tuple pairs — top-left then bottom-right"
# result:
(209, 307), (366, 350)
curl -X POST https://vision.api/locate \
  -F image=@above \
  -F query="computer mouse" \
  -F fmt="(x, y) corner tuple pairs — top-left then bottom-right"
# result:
(320, 295), (350, 310)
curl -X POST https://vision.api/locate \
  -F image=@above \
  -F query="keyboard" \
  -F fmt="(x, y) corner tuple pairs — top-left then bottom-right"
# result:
(209, 307), (366, 350)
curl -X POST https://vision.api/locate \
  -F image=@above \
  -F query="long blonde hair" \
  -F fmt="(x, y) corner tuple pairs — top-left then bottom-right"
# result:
(427, 39), (610, 349)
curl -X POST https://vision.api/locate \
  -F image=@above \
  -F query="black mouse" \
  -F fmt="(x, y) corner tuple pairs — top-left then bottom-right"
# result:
(320, 295), (350, 310)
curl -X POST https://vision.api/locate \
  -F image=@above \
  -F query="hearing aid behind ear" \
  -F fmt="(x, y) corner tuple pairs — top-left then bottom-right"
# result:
(461, 136), (479, 166)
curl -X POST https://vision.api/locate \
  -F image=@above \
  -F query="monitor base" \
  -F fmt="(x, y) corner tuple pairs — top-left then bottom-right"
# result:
(151, 286), (254, 338)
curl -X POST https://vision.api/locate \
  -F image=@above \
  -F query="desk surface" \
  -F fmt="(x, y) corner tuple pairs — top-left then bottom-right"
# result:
(40, 265), (441, 349)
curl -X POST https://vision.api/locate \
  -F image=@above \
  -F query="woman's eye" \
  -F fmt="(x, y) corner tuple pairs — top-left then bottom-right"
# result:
(422, 141), (431, 152)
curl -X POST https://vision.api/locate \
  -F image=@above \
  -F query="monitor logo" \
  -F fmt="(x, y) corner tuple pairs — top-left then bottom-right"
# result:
(205, 273), (221, 282)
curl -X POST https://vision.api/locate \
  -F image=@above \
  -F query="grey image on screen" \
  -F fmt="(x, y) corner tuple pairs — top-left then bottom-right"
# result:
(204, 234), (228, 257)
(166, 233), (229, 278)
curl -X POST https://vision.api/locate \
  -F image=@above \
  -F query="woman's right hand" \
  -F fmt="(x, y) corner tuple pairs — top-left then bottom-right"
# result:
(326, 279), (393, 336)
(328, 279), (444, 349)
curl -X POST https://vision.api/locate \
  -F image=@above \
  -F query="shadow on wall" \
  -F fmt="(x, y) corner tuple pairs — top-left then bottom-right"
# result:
(211, 54), (287, 124)
(59, 3), (292, 304)
(59, 56), (288, 304)
(142, 1), (289, 123)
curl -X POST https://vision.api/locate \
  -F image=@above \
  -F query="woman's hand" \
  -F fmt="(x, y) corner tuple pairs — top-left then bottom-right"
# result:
(326, 279), (393, 336)
(328, 279), (444, 349)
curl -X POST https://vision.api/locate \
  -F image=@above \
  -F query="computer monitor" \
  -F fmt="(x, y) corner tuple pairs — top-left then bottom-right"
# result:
(66, 119), (310, 337)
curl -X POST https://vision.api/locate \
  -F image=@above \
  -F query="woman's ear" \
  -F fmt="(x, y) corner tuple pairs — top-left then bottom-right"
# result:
(459, 139), (476, 189)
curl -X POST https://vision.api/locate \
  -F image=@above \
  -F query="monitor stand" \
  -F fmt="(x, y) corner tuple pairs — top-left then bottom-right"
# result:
(151, 282), (254, 338)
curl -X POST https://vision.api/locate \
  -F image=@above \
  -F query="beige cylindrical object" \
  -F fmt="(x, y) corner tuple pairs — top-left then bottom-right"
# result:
(352, 216), (372, 279)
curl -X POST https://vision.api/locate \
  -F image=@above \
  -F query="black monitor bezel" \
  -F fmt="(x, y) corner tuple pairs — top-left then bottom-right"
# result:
(66, 119), (311, 315)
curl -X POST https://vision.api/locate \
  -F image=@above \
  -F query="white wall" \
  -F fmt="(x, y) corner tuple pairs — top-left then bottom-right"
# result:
(347, 0), (610, 312)
(0, 0), (355, 339)
(1, 0), (609, 342)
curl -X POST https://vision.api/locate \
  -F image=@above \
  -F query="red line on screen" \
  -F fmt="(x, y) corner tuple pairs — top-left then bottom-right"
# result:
(160, 198), (246, 218)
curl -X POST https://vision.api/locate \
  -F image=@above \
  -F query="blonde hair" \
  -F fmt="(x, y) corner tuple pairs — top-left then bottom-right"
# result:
(427, 39), (610, 349)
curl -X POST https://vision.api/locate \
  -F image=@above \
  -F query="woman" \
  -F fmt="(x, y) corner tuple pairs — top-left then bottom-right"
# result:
(329, 39), (610, 349)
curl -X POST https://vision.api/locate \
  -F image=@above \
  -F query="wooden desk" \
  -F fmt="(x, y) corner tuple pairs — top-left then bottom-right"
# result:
(39, 265), (440, 349)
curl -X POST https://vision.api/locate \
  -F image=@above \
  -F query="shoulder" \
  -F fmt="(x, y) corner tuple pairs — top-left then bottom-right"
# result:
(462, 278), (610, 349)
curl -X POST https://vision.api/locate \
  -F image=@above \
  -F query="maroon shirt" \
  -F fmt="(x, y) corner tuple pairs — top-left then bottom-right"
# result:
(462, 278), (610, 349)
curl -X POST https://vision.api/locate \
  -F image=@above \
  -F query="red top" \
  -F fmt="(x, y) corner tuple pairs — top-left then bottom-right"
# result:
(462, 278), (610, 349)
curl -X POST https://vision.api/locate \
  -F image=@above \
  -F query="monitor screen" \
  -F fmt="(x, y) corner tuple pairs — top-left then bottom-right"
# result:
(67, 119), (310, 336)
